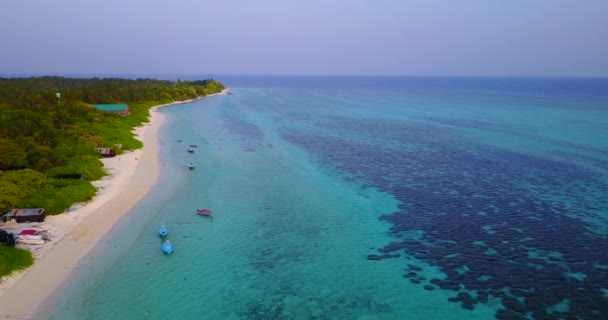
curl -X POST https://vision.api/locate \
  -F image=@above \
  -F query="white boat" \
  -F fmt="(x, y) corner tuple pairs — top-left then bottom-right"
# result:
(17, 237), (45, 245)
(18, 234), (43, 241)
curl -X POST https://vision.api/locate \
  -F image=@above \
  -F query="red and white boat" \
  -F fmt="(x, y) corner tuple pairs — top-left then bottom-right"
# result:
(196, 208), (213, 216)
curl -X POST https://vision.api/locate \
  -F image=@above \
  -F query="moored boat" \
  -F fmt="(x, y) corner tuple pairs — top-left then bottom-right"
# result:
(196, 208), (213, 216)
(188, 162), (196, 170)
(162, 240), (174, 254)
(187, 148), (194, 153)
(159, 225), (168, 237)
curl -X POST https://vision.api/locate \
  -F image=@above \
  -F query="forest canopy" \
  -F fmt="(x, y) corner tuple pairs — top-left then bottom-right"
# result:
(0, 76), (225, 215)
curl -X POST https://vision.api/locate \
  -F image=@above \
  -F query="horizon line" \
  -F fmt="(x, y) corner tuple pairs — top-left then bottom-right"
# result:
(1, 72), (608, 80)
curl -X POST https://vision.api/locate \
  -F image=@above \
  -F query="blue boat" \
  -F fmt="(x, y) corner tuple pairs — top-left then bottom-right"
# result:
(177, 138), (182, 142)
(159, 225), (168, 237)
(162, 240), (174, 254)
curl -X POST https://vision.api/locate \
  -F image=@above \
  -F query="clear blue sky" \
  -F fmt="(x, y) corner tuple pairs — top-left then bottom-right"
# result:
(1, 0), (607, 77)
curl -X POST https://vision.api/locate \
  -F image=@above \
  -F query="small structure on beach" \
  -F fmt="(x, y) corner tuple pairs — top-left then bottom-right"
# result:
(92, 104), (130, 115)
(0, 229), (16, 246)
(1, 208), (46, 223)
(95, 147), (116, 157)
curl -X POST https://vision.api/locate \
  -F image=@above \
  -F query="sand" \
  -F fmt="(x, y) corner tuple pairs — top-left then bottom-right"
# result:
(0, 89), (228, 319)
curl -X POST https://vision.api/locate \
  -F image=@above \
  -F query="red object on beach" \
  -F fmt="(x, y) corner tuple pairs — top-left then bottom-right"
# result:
(20, 229), (37, 235)
(196, 208), (213, 216)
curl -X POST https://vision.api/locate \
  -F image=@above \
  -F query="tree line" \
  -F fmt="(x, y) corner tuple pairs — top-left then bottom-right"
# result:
(0, 76), (225, 215)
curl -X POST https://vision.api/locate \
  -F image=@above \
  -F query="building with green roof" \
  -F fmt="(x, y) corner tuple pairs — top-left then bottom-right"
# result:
(92, 104), (130, 115)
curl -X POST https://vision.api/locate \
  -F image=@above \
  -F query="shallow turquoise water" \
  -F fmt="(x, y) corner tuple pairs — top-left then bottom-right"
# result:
(49, 77), (608, 320)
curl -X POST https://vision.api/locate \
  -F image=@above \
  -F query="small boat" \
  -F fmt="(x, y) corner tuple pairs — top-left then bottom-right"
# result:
(189, 144), (198, 148)
(159, 225), (168, 237)
(188, 162), (196, 170)
(17, 237), (45, 245)
(177, 138), (182, 142)
(196, 208), (213, 216)
(162, 240), (174, 254)
(187, 148), (194, 153)
(18, 234), (43, 241)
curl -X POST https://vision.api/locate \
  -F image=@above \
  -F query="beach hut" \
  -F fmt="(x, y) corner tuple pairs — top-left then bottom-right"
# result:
(95, 147), (116, 157)
(2, 208), (46, 223)
(92, 104), (130, 115)
(0, 229), (15, 246)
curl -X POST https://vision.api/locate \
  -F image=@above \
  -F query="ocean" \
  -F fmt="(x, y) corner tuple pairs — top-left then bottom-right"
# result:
(49, 76), (608, 320)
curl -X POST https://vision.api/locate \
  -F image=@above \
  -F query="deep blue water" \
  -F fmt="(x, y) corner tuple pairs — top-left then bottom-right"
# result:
(50, 76), (608, 320)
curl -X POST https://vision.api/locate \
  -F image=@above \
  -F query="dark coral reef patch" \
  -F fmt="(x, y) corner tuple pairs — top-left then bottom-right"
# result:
(281, 116), (608, 319)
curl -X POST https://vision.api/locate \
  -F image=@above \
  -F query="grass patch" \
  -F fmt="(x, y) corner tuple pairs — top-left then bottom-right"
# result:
(0, 245), (34, 279)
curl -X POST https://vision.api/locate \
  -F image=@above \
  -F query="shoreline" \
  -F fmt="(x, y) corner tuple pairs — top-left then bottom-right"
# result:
(0, 89), (228, 319)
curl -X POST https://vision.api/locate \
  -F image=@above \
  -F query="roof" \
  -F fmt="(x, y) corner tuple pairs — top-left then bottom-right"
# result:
(9, 208), (45, 217)
(92, 104), (128, 112)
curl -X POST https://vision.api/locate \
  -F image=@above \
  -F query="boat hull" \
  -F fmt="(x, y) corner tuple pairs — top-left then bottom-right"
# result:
(196, 209), (213, 216)
(17, 238), (45, 245)
(159, 228), (168, 237)
(162, 242), (174, 254)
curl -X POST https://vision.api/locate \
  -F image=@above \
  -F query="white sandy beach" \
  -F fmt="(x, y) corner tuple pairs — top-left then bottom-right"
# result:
(0, 90), (228, 319)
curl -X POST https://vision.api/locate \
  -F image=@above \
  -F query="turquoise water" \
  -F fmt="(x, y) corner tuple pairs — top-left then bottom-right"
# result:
(50, 77), (608, 320)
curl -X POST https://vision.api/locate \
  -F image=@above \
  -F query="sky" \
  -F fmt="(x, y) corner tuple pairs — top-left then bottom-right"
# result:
(1, 0), (607, 77)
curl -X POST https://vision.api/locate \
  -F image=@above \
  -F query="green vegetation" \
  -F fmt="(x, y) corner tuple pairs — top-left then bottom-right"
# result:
(0, 245), (34, 279)
(0, 76), (224, 279)
(0, 76), (224, 216)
